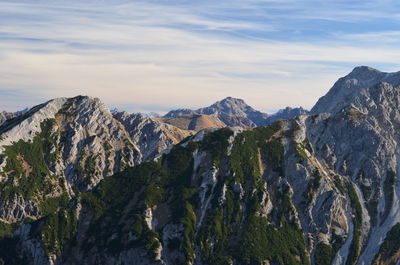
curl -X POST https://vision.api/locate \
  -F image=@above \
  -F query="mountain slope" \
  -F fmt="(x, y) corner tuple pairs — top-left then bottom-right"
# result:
(0, 96), (141, 223)
(311, 66), (400, 114)
(1, 122), (315, 265)
(155, 114), (226, 131)
(0, 113), (355, 265)
(308, 81), (400, 265)
(113, 111), (194, 160)
(3, 67), (400, 265)
(0, 96), (192, 223)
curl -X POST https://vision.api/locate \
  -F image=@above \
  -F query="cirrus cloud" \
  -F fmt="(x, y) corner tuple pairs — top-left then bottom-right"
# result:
(1, 0), (400, 113)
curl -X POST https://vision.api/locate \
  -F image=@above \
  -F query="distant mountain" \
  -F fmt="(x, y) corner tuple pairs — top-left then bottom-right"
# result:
(144, 112), (162, 118)
(13, 108), (29, 116)
(266, 106), (309, 124)
(0, 108), (34, 127)
(155, 114), (226, 131)
(165, 97), (308, 128)
(0, 111), (15, 126)
(163, 108), (196, 118)
(165, 97), (269, 127)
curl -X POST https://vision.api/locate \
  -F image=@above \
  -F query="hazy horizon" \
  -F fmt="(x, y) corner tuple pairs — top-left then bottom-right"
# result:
(2, 0), (400, 113)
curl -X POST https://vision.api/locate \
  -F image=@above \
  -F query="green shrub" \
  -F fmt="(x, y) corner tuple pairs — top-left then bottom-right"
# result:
(229, 131), (261, 185)
(314, 242), (334, 265)
(0, 119), (61, 201)
(373, 223), (400, 264)
(295, 143), (308, 159)
(260, 139), (284, 175)
(41, 207), (78, 255)
(40, 193), (70, 216)
(252, 122), (281, 141)
(0, 221), (13, 239)
(200, 128), (233, 167)
(238, 215), (309, 265)
(334, 175), (346, 194)
(382, 169), (397, 223)
(346, 183), (362, 265)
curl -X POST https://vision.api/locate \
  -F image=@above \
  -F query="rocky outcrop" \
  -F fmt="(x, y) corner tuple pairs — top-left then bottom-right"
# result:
(113, 111), (193, 161)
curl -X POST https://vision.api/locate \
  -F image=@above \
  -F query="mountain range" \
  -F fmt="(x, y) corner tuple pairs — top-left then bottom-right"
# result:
(1, 66), (400, 265)
(163, 96), (308, 128)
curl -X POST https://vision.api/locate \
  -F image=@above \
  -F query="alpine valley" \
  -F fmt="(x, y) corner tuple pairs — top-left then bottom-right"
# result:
(1, 66), (400, 265)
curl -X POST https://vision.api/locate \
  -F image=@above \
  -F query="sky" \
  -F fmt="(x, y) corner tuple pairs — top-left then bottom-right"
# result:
(2, 0), (400, 114)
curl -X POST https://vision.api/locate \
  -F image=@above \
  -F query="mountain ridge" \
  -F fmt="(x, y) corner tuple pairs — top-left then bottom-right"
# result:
(164, 96), (308, 128)
(311, 66), (400, 114)
(2, 66), (400, 265)
(0, 96), (192, 223)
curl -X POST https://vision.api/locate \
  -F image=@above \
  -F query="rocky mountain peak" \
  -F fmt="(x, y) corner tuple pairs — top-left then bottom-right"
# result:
(199, 97), (268, 127)
(0, 95), (194, 223)
(199, 96), (254, 115)
(164, 97), (269, 128)
(350, 65), (383, 76)
(217, 96), (247, 106)
(311, 66), (400, 114)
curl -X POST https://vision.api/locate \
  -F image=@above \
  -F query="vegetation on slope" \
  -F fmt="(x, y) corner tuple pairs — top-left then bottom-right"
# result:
(0, 119), (60, 201)
(0, 122), (311, 265)
(346, 183), (363, 265)
(314, 233), (344, 265)
(382, 169), (397, 224)
(373, 223), (400, 264)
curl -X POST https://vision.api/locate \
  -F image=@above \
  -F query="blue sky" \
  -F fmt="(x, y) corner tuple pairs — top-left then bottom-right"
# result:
(2, 0), (400, 113)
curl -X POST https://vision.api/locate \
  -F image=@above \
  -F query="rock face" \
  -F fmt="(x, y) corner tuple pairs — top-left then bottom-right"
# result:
(0, 96), (192, 223)
(3, 66), (400, 265)
(311, 66), (400, 114)
(113, 111), (193, 161)
(307, 80), (400, 265)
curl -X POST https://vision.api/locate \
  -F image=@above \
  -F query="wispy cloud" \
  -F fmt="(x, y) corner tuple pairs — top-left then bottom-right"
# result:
(1, 0), (400, 113)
